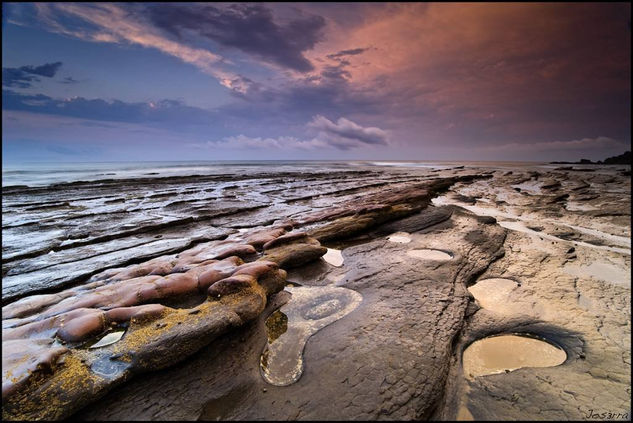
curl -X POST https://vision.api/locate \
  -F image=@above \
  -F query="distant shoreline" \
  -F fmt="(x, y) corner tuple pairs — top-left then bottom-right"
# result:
(550, 151), (631, 165)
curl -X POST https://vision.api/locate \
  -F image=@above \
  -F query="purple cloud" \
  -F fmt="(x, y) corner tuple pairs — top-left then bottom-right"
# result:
(2, 62), (63, 88)
(308, 115), (389, 148)
(327, 47), (369, 60)
(147, 3), (326, 72)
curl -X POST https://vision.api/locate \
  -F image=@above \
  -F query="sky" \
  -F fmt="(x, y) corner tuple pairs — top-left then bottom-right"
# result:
(2, 2), (631, 163)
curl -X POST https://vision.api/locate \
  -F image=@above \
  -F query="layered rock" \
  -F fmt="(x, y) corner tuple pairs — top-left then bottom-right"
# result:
(6, 164), (627, 421)
(260, 232), (328, 268)
(2, 171), (489, 420)
(2, 231), (325, 420)
(429, 166), (631, 420)
(297, 176), (489, 242)
(73, 204), (509, 420)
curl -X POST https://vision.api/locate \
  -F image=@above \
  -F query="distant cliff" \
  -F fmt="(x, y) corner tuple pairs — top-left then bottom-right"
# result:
(551, 151), (631, 165)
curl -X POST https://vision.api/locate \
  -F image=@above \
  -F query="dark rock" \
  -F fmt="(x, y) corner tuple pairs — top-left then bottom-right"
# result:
(540, 179), (562, 190)
(602, 151), (631, 165)
(452, 194), (478, 204)
(372, 206), (454, 235)
(262, 232), (310, 250)
(473, 215), (497, 225)
(309, 204), (417, 242)
(261, 242), (328, 269)
(2, 248), (288, 420)
(548, 193), (569, 204)
(73, 205), (508, 421)
(245, 227), (287, 250)
(208, 276), (253, 298)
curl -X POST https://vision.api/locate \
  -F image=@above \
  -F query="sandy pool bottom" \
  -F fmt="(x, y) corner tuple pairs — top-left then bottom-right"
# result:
(462, 334), (567, 379)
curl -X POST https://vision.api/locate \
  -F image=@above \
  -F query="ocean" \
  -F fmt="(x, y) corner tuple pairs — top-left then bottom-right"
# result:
(1, 160), (550, 187)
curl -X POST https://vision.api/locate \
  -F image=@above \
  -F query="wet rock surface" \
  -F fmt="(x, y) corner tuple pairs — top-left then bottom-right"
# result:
(2, 250), (288, 420)
(73, 205), (507, 420)
(462, 334), (567, 378)
(432, 165), (630, 421)
(2, 163), (630, 420)
(260, 285), (363, 387)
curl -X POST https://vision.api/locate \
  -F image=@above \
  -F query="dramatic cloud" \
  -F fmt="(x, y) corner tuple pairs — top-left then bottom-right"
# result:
(3, 69), (39, 89)
(308, 115), (388, 145)
(147, 3), (325, 72)
(2, 89), (217, 125)
(326, 47), (369, 60)
(4, 3), (326, 84)
(195, 135), (322, 151)
(319, 63), (352, 81)
(4, 3), (251, 92)
(2, 3), (630, 161)
(18, 62), (62, 78)
(308, 115), (389, 149)
(2, 62), (63, 88)
(197, 115), (390, 151)
(305, 3), (631, 147)
(216, 67), (385, 125)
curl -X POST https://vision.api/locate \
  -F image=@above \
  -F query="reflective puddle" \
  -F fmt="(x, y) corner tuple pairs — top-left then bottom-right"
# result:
(322, 248), (344, 267)
(88, 330), (125, 349)
(387, 232), (411, 243)
(462, 334), (566, 378)
(260, 285), (362, 386)
(467, 278), (519, 314)
(406, 249), (453, 261)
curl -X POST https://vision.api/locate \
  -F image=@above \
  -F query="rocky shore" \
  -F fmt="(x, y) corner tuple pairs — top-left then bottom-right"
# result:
(2, 163), (630, 420)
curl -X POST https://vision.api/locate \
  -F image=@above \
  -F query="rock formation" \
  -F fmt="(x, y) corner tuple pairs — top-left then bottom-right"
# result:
(2, 164), (629, 421)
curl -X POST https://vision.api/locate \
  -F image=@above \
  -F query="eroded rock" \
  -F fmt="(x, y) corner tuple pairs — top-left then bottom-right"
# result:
(5, 165), (628, 421)
(75, 203), (508, 421)
(260, 234), (327, 268)
(2, 239), (292, 420)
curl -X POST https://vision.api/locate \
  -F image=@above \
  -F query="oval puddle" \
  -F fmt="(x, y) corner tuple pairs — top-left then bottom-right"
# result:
(88, 330), (125, 349)
(322, 248), (344, 267)
(467, 278), (519, 314)
(462, 334), (566, 379)
(406, 249), (453, 261)
(387, 232), (411, 243)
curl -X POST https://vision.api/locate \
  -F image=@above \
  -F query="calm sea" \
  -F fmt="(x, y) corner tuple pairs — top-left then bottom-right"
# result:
(1, 160), (549, 187)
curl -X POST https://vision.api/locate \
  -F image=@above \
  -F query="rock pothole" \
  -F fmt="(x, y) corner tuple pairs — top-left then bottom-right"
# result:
(387, 232), (412, 243)
(462, 334), (567, 379)
(322, 248), (344, 267)
(406, 248), (453, 261)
